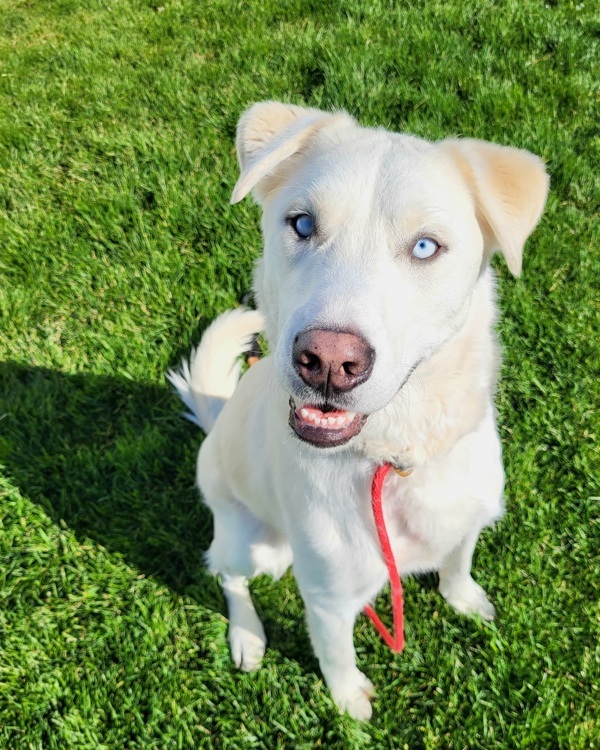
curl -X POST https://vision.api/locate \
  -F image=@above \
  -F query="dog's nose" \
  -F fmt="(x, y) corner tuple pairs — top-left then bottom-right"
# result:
(293, 328), (375, 395)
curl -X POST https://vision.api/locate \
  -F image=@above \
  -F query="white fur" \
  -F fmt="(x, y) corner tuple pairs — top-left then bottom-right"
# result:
(169, 103), (548, 720)
(167, 307), (264, 431)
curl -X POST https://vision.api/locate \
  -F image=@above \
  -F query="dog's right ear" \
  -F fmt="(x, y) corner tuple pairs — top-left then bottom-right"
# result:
(441, 139), (549, 277)
(231, 102), (352, 204)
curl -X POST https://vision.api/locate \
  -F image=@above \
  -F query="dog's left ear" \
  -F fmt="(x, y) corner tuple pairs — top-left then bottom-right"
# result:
(231, 101), (354, 205)
(442, 139), (549, 276)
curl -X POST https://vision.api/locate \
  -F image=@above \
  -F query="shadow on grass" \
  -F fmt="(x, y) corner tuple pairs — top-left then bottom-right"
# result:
(0, 361), (315, 664)
(0, 362), (216, 589)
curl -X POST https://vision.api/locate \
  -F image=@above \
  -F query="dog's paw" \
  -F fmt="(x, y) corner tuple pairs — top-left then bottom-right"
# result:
(229, 619), (267, 672)
(330, 670), (375, 721)
(439, 576), (496, 621)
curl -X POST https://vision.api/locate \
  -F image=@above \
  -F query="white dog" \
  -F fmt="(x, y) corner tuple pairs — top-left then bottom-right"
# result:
(169, 102), (548, 719)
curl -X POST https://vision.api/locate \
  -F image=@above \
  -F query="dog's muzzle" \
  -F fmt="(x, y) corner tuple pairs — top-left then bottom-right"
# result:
(287, 328), (374, 446)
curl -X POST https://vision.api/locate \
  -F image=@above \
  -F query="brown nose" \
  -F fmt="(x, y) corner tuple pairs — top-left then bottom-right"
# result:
(293, 328), (375, 397)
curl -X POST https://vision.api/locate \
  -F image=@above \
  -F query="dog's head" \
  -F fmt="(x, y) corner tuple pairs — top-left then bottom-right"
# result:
(232, 102), (548, 449)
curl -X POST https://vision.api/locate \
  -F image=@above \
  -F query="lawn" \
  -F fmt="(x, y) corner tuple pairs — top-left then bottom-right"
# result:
(0, 0), (598, 747)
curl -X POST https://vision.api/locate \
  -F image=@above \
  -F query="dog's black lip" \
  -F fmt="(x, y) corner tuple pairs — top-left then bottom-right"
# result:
(288, 399), (368, 448)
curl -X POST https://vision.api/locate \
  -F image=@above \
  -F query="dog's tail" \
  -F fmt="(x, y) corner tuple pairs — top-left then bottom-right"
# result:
(167, 307), (264, 434)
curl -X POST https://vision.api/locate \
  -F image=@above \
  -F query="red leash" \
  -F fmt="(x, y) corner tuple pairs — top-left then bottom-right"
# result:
(364, 463), (405, 652)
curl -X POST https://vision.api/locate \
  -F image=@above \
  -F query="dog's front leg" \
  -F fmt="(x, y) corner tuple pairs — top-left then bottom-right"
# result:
(438, 523), (496, 621)
(295, 573), (375, 720)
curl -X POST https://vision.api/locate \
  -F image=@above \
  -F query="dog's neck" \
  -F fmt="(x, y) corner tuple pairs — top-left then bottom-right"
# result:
(357, 270), (500, 468)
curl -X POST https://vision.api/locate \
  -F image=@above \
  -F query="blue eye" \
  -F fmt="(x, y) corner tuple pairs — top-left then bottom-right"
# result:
(292, 214), (315, 239)
(412, 237), (440, 260)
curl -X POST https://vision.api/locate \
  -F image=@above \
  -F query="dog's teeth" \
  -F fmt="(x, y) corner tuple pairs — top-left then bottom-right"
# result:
(294, 404), (360, 430)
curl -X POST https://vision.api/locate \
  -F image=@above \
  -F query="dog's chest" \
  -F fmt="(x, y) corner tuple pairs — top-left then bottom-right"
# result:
(382, 479), (463, 574)
(294, 461), (468, 583)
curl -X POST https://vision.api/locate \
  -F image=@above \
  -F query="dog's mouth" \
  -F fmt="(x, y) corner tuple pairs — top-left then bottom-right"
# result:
(288, 398), (367, 448)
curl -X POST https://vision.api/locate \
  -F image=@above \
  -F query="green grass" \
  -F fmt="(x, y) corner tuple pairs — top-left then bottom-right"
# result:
(0, 0), (598, 747)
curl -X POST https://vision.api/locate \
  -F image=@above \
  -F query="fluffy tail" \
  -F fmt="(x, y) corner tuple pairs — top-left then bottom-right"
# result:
(167, 307), (264, 433)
